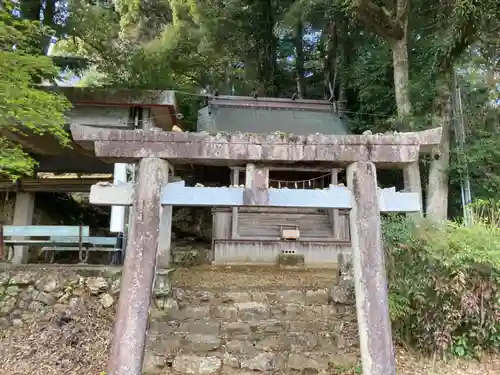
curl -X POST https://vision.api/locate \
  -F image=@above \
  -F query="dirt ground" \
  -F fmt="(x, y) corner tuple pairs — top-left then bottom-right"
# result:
(171, 265), (338, 289)
(394, 352), (500, 375)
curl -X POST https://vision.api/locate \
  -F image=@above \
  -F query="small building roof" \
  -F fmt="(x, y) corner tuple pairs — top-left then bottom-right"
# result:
(41, 86), (177, 108)
(198, 95), (349, 135)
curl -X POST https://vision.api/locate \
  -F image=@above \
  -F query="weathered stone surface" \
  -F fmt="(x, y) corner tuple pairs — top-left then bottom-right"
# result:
(306, 289), (329, 304)
(255, 336), (292, 352)
(222, 353), (240, 368)
(235, 302), (270, 320)
(72, 124), (442, 164)
(173, 250), (202, 267)
(271, 303), (304, 319)
(27, 300), (44, 312)
(5, 285), (20, 296)
(329, 284), (354, 304)
(250, 291), (267, 302)
(241, 353), (278, 372)
(252, 319), (287, 334)
(148, 335), (182, 357)
(221, 322), (251, 337)
(347, 161), (396, 375)
(288, 352), (329, 371)
(34, 291), (56, 306)
(177, 321), (220, 335)
(154, 273), (171, 297)
(173, 355), (222, 374)
(275, 290), (305, 304)
(318, 334), (338, 352)
(10, 272), (35, 285)
(225, 340), (257, 355)
(181, 306), (211, 319)
(0, 272), (10, 286)
(155, 297), (179, 311)
(195, 290), (215, 302)
(99, 293), (114, 308)
(40, 278), (61, 293)
(85, 277), (108, 295)
(220, 291), (252, 303)
(143, 352), (166, 374)
(110, 279), (121, 295)
(184, 334), (221, 352)
(212, 305), (238, 320)
(277, 253), (305, 267)
(11, 318), (23, 326)
(0, 297), (17, 317)
(291, 332), (319, 351)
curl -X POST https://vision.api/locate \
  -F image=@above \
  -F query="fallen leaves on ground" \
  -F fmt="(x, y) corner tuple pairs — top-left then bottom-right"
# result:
(0, 295), (113, 375)
(395, 351), (500, 375)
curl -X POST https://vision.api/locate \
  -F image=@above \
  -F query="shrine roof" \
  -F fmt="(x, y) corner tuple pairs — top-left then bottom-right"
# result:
(207, 95), (338, 111)
(40, 86), (177, 108)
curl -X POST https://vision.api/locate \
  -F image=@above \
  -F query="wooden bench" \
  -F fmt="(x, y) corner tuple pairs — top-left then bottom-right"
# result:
(43, 236), (121, 263)
(0, 225), (90, 263)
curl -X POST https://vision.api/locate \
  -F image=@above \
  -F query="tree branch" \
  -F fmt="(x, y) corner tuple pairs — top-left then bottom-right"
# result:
(352, 0), (403, 42)
(396, 0), (410, 25)
(438, 20), (478, 71)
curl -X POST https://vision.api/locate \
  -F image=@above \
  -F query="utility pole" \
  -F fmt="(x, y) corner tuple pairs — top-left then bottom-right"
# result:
(452, 70), (473, 225)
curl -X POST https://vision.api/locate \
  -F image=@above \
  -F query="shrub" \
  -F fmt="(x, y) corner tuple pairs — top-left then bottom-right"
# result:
(383, 208), (500, 359)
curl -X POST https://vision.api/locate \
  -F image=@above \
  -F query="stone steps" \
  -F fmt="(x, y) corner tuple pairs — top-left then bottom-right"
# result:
(145, 285), (358, 374)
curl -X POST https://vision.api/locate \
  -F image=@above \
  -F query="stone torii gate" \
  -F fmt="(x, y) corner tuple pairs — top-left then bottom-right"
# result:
(70, 124), (442, 375)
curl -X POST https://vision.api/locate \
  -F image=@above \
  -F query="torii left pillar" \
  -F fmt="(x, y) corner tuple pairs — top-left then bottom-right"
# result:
(107, 157), (170, 375)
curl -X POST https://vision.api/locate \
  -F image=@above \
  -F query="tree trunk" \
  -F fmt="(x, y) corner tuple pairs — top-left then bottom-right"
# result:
(337, 15), (349, 114)
(258, 0), (278, 96)
(391, 37), (412, 120)
(426, 75), (452, 221)
(294, 21), (306, 99)
(323, 18), (337, 99)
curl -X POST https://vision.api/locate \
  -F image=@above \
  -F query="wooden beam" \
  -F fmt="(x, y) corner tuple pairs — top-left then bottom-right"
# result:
(0, 178), (113, 193)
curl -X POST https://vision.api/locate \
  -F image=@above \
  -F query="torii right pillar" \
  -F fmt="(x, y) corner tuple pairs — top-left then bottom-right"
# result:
(347, 161), (396, 375)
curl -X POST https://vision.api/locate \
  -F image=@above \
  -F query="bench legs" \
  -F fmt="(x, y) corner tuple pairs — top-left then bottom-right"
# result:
(78, 248), (90, 263)
(44, 250), (55, 264)
(108, 251), (122, 265)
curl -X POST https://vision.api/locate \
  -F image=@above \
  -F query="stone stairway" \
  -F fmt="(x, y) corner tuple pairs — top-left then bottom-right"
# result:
(146, 266), (358, 374)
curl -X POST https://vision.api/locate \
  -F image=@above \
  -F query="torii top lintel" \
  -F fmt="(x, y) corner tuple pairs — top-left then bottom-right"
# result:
(70, 124), (442, 167)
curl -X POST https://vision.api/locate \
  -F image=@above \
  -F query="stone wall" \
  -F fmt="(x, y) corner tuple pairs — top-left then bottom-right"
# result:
(171, 242), (212, 267)
(0, 266), (119, 375)
(0, 265), (358, 375)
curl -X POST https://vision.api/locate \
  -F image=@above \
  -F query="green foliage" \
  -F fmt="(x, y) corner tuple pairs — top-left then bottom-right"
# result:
(0, 1), (71, 180)
(383, 212), (500, 358)
(50, 0), (500, 217)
